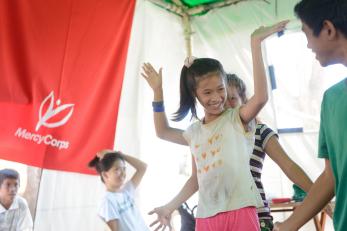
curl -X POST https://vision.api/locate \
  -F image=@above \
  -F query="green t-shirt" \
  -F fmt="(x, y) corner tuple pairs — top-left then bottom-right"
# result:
(318, 78), (347, 231)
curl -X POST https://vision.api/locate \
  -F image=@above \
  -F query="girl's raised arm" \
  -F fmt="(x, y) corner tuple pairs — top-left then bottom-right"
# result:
(240, 20), (289, 124)
(142, 63), (188, 146)
(121, 153), (147, 189)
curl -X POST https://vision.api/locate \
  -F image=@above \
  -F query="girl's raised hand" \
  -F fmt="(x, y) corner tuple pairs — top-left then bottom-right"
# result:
(251, 20), (290, 43)
(141, 63), (163, 92)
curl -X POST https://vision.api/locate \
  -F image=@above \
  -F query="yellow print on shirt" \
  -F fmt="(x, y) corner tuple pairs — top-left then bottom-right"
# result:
(198, 159), (224, 174)
(195, 133), (223, 174)
(211, 147), (221, 157)
(201, 152), (207, 160)
(208, 134), (223, 145)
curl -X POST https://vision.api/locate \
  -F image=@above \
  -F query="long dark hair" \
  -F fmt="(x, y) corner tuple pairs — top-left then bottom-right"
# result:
(294, 0), (347, 37)
(88, 151), (124, 182)
(172, 58), (226, 121)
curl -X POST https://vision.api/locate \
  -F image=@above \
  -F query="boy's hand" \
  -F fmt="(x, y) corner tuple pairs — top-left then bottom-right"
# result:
(141, 63), (163, 91)
(148, 206), (173, 231)
(251, 20), (289, 43)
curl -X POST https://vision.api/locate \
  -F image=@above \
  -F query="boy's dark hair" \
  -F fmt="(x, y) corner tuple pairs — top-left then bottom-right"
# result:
(294, 0), (347, 37)
(226, 73), (248, 104)
(0, 169), (20, 186)
(88, 151), (124, 183)
(172, 58), (226, 121)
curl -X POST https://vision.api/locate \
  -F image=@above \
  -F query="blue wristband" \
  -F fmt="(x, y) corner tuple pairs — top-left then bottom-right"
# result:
(152, 101), (164, 112)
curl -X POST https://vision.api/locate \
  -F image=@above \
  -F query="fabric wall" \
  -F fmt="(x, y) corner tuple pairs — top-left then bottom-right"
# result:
(0, 0), (135, 174)
(0, 0), (135, 230)
(34, 1), (187, 230)
(0, 0), (337, 230)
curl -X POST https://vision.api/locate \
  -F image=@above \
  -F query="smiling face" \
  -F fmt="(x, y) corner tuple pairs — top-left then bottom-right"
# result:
(195, 74), (227, 123)
(102, 159), (126, 191)
(0, 178), (19, 207)
(302, 21), (341, 67)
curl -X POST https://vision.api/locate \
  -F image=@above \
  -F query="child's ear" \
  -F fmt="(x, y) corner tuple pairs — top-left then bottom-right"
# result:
(322, 20), (337, 40)
(101, 172), (108, 181)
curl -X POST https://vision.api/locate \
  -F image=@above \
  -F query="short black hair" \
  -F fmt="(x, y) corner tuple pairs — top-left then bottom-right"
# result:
(0, 169), (20, 186)
(294, 0), (347, 37)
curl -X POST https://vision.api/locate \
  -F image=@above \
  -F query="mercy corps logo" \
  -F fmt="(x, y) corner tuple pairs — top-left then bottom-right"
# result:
(14, 91), (74, 150)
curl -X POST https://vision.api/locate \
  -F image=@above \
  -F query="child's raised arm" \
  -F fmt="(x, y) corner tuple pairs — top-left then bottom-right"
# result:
(141, 63), (188, 146)
(121, 153), (147, 189)
(240, 20), (289, 124)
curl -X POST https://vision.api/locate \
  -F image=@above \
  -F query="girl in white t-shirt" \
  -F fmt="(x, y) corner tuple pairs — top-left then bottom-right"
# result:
(89, 150), (149, 231)
(142, 21), (288, 231)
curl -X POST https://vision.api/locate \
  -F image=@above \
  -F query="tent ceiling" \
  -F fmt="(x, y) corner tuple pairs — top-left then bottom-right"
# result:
(165, 0), (225, 8)
(151, 0), (270, 16)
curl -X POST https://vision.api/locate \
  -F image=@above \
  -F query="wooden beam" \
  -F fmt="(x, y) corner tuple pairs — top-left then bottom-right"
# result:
(22, 166), (42, 221)
(182, 13), (193, 57)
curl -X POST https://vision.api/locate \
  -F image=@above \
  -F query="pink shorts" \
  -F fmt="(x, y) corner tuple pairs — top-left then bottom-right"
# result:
(195, 207), (260, 231)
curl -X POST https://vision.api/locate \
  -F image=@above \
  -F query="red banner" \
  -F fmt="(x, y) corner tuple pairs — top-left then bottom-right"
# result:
(0, 0), (135, 174)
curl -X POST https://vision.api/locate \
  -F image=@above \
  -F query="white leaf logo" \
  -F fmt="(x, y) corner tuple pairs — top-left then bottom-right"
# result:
(35, 91), (74, 131)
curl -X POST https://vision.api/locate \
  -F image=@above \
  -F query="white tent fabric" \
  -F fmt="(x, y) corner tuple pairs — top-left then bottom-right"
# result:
(2, 0), (343, 230)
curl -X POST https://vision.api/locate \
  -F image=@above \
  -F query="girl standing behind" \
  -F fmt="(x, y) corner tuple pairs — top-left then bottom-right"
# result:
(142, 21), (289, 231)
(225, 73), (313, 231)
(89, 150), (149, 231)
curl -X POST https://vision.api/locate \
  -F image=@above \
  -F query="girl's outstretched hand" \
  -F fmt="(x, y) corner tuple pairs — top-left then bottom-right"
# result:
(251, 20), (290, 43)
(141, 63), (163, 92)
(148, 206), (173, 231)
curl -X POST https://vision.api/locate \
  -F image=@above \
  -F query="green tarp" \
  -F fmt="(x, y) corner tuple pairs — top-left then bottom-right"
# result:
(164, 0), (224, 7)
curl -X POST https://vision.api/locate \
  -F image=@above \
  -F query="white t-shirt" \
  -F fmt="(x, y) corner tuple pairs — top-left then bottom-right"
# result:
(183, 108), (263, 218)
(0, 196), (33, 231)
(98, 182), (149, 231)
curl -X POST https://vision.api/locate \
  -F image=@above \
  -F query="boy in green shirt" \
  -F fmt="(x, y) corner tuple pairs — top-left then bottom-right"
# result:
(274, 0), (347, 231)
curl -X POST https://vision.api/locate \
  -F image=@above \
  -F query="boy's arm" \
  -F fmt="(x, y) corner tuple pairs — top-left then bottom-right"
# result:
(142, 63), (188, 146)
(265, 136), (313, 192)
(273, 159), (335, 231)
(107, 220), (119, 231)
(122, 153), (147, 189)
(240, 21), (288, 124)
